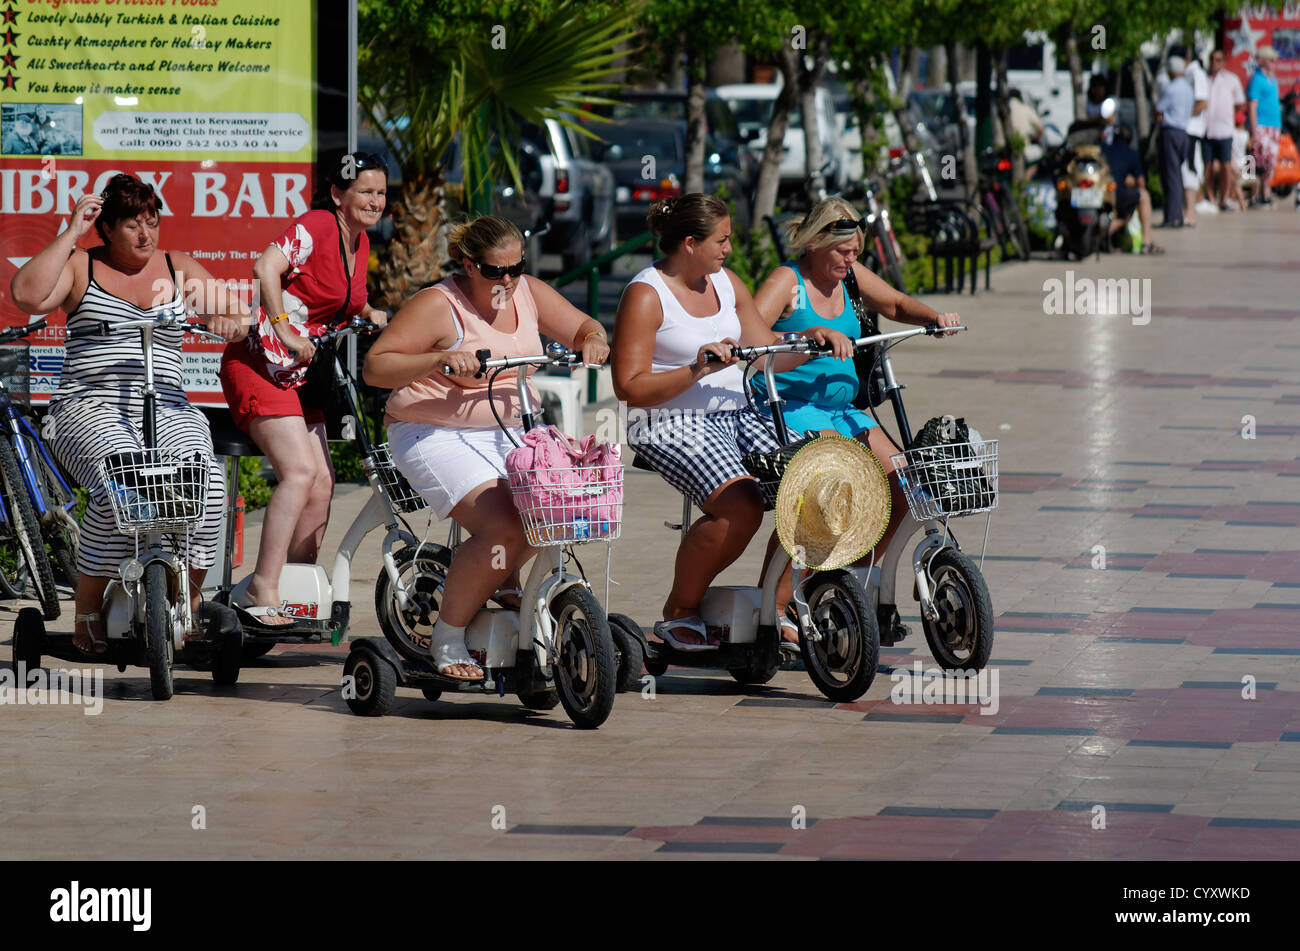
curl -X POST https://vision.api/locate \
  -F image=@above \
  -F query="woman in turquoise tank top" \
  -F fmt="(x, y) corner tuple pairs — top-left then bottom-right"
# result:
(753, 198), (962, 642)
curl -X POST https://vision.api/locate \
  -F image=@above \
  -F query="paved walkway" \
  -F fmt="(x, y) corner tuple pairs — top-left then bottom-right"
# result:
(3, 205), (1299, 859)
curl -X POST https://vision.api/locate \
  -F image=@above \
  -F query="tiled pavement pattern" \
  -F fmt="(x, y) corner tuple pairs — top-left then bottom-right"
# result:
(2, 210), (1298, 860)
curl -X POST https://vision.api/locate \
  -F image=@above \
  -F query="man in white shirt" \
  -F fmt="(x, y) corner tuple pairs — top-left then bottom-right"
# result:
(1182, 52), (1211, 222)
(1203, 48), (1245, 210)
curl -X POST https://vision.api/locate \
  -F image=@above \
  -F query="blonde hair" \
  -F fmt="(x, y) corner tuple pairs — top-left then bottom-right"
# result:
(446, 215), (525, 264)
(784, 198), (865, 256)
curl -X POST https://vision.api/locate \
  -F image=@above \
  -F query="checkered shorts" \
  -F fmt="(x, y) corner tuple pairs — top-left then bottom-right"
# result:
(628, 406), (796, 508)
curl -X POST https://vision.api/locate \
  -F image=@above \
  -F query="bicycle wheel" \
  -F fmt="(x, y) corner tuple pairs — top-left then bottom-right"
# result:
(880, 225), (908, 293)
(0, 438), (59, 619)
(1003, 186), (1031, 260)
(24, 431), (79, 585)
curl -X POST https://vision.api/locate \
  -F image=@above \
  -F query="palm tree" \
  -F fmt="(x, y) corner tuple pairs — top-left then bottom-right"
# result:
(359, 0), (637, 307)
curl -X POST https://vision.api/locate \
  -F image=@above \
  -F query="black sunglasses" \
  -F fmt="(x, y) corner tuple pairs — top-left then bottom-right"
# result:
(821, 217), (866, 234)
(472, 258), (527, 279)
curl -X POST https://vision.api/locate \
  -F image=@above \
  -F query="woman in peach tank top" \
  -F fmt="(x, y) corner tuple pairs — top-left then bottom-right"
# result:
(364, 216), (608, 681)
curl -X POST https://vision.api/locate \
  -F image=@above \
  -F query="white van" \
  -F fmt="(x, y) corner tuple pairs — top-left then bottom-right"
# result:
(715, 81), (849, 191)
(1005, 31), (1076, 139)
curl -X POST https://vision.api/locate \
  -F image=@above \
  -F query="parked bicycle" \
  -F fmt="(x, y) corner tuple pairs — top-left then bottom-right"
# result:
(0, 318), (77, 619)
(977, 148), (1031, 262)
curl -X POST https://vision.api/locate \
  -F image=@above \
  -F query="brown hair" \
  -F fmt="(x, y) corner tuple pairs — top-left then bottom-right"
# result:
(646, 193), (728, 254)
(95, 173), (163, 243)
(446, 214), (525, 266)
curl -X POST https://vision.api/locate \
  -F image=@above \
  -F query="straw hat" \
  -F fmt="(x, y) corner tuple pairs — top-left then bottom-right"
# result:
(1257, 45), (1279, 62)
(775, 435), (891, 570)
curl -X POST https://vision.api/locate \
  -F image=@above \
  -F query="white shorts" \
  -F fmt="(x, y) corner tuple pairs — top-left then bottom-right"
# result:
(387, 421), (523, 518)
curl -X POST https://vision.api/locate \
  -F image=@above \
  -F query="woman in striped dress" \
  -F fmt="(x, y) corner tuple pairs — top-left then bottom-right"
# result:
(9, 174), (248, 657)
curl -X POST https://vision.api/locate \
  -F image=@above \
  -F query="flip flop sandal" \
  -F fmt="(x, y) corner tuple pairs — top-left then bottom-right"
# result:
(652, 616), (714, 652)
(233, 604), (297, 632)
(73, 613), (109, 658)
(430, 641), (485, 682)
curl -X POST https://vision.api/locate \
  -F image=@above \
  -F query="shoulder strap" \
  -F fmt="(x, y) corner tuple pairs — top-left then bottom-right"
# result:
(86, 247), (95, 283)
(164, 252), (179, 299)
(333, 211), (352, 325)
(841, 267), (878, 336)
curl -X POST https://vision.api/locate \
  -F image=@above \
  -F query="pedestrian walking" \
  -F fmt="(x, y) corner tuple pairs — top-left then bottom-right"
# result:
(1155, 56), (1194, 228)
(1246, 45), (1283, 207)
(1204, 48), (1246, 211)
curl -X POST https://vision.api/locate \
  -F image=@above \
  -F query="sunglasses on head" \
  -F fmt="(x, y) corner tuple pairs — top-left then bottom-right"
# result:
(820, 217), (865, 234)
(472, 258), (527, 279)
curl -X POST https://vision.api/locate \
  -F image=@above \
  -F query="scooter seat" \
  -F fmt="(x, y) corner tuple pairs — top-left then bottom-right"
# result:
(209, 425), (259, 458)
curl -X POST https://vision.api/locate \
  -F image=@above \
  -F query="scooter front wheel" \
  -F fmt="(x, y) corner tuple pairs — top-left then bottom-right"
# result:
(13, 605), (44, 676)
(800, 569), (878, 702)
(550, 587), (616, 729)
(343, 647), (395, 716)
(144, 562), (174, 701)
(922, 549), (994, 671)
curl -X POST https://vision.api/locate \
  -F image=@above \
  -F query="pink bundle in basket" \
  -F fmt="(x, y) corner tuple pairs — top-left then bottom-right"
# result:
(505, 426), (623, 535)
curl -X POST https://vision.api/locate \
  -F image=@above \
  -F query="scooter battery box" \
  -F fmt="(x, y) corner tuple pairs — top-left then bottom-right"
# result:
(466, 610), (521, 669)
(701, 586), (761, 644)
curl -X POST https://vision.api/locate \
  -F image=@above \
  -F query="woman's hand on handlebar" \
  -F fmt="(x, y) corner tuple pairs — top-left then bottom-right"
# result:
(206, 313), (249, 343)
(361, 304), (389, 328)
(279, 329), (316, 364)
(694, 338), (738, 375)
(933, 312), (961, 337)
(580, 332), (610, 369)
(803, 325), (854, 360)
(440, 348), (482, 378)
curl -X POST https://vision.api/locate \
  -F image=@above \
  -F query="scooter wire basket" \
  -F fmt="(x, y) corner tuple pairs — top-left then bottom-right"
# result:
(0, 343), (31, 410)
(892, 439), (999, 520)
(366, 443), (427, 514)
(507, 464), (624, 547)
(95, 448), (212, 533)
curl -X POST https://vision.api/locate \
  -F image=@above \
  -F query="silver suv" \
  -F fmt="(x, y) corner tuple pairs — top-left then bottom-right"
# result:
(521, 117), (617, 272)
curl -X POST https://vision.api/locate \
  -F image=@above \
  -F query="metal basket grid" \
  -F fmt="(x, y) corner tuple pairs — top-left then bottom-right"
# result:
(0, 344), (31, 409)
(507, 465), (623, 547)
(95, 449), (212, 533)
(891, 439), (999, 521)
(367, 443), (428, 514)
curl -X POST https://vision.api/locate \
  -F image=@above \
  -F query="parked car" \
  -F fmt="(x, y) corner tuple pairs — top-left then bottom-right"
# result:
(715, 82), (849, 196)
(519, 117), (616, 272)
(593, 89), (757, 227)
(442, 134), (549, 274)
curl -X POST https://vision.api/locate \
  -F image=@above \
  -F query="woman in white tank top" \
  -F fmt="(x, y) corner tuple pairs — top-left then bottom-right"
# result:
(612, 194), (852, 650)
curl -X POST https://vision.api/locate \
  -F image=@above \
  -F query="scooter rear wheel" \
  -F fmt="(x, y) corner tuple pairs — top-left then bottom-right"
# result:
(799, 569), (878, 702)
(922, 549), (994, 671)
(144, 562), (174, 701)
(13, 605), (44, 677)
(343, 647), (395, 717)
(607, 613), (645, 693)
(550, 587), (616, 729)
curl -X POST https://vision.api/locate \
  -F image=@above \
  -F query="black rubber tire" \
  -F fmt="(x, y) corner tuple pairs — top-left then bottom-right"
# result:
(549, 586), (616, 728)
(374, 544), (454, 663)
(343, 648), (396, 716)
(241, 638), (276, 662)
(1272, 184), (1294, 199)
(799, 569), (879, 702)
(210, 622), (242, 687)
(729, 652), (781, 686)
(644, 658), (668, 677)
(517, 689), (560, 710)
(27, 433), (79, 586)
(0, 438), (59, 620)
(607, 612), (645, 693)
(13, 605), (44, 679)
(880, 227), (908, 293)
(144, 561), (175, 701)
(420, 685), (443, 702)
(1005, 191), (1031, 260)
(922, 548), (995, 671)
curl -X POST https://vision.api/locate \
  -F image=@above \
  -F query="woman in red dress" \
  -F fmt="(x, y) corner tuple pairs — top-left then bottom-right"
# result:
(219, 153), (389, 626)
